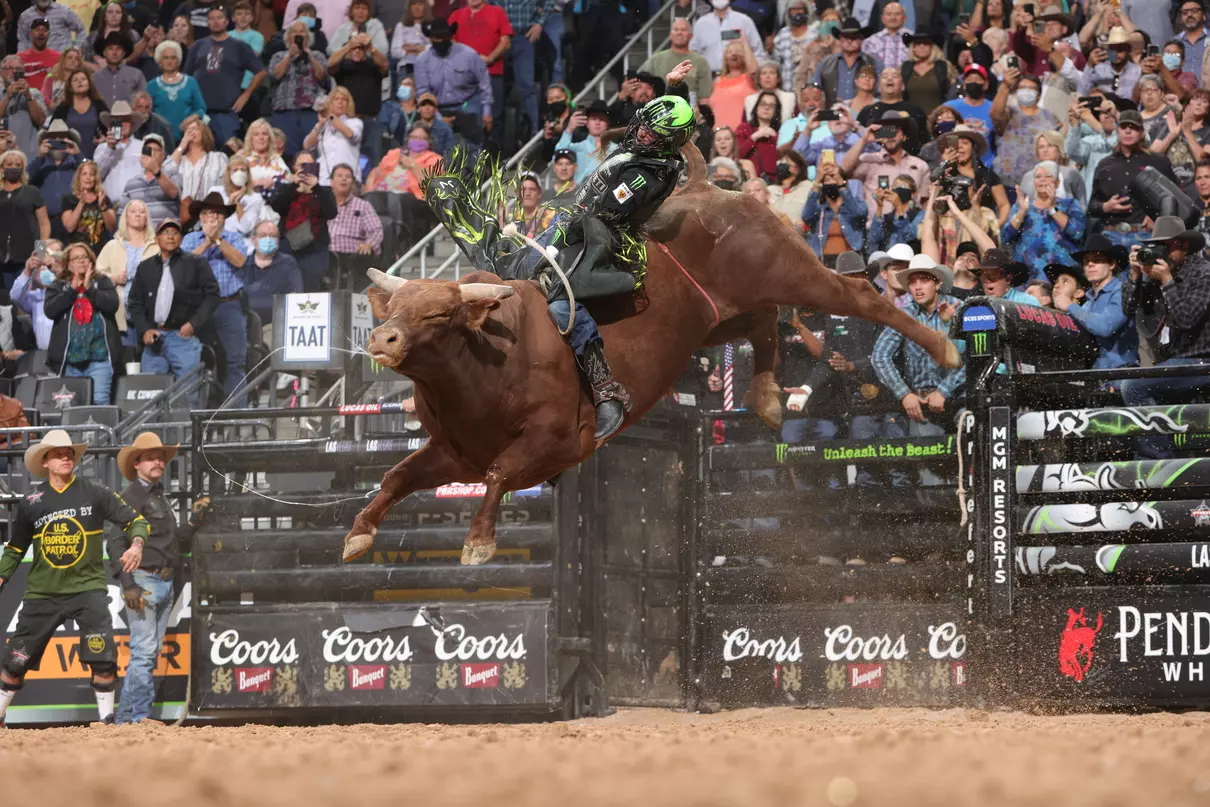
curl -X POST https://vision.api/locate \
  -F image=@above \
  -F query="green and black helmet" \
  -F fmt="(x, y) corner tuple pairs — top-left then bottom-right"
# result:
(625, 95), (695, 157)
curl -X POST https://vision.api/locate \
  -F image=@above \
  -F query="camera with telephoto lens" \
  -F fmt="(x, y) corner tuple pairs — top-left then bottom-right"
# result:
(294, 34), (305, 48)
(1137, 244), (1168, 266)
(935, 173), (973, 213)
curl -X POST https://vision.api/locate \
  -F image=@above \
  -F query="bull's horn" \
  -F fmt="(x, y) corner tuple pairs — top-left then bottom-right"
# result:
(367, 268), (408, 293)
(459, 283), (516, 302)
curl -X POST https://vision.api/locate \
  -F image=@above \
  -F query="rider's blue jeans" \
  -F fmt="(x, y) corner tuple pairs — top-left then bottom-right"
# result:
(548, 299), (601, 358)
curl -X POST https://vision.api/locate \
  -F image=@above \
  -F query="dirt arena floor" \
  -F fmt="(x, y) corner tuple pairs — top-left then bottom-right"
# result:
(5, 707), (1210, 806)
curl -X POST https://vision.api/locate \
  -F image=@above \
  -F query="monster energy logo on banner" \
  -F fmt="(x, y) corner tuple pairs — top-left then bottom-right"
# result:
(776, 444), (788, 464)
(971, 332), (989, 356)
(368, 359), (384, 375)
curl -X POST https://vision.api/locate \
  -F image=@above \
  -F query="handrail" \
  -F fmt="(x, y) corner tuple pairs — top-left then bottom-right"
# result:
(384, 0), (686, 279)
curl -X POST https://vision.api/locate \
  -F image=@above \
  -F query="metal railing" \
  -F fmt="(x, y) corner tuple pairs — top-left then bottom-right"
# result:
(384, 0), (686, 281)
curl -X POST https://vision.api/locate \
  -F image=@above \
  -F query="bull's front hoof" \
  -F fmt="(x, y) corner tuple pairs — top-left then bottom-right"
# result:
(461, 543), (497, 565)
(342, 527), (377, 562)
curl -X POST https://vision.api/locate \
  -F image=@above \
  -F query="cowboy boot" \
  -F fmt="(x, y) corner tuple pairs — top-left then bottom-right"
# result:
(580, 341), (631, 441)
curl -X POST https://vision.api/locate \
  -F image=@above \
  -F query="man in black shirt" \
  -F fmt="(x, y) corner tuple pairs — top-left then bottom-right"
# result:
(112, 432), (208, 723)
(0, 430), (149, 727)
(328, 32), (389, 166)
(1088, 109), (1180, 250)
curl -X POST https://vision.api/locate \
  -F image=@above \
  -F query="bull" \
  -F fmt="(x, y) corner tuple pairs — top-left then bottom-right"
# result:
(349, 143), (960, 565)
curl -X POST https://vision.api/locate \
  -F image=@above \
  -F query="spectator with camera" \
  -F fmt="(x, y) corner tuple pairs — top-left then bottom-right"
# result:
(935, 123), (1011, 224)
(798, 109), (860, 175)
(1002, 161), (1086, 281)
(1065, 93), (1120, 202)
(1, 55), (49, 159)
(1078, 26), (1142, 98)
(0, 149), (51, 289)
(1088, 108), (1178, 249)
(920, 176), (1001, 267)
(11, 239), (62, 349)
(689, 0), (768, 76)
(1049, 233), (1139, 369)
(413, 18), (493, 148)
(868, 173), (926, 253)
(554, 99), (613, 181)
(991, 68), (1060, 186)
(841, 111), (929, 216)
(778, 84), (824, 148)
(118, 133), (180, 228)
(30, 119), (83, 229)
(327, 6), (390, 166)
(93, 100), (145, 200)
(1121, 215), (1210, 456)
(268, 152), (337, 292)
(268, 18), (329, 159)
(304, 86), (362, 186)
(802, 162), (868, 266)
(45, 242), (122, 404)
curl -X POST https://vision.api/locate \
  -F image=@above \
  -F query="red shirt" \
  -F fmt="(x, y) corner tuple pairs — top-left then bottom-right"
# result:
(449, 4), (513, 77)
(18, 47), (60, 86)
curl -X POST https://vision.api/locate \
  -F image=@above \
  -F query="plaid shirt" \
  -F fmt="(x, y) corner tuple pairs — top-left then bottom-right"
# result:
(181, 230), (250, 298)
(328, 195), (384, 254)
(1163, 254), (1210, 359)
(499, 0), (549, 31)
(861, 29), (909, 69)
(871, 294), (966, 400)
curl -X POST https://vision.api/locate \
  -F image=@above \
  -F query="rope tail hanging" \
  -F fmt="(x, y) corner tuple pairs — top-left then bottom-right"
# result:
(501, 222), (576, 336)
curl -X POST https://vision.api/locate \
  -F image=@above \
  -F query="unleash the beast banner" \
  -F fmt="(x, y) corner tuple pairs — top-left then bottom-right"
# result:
(702, 602), (969, 708)
(0, 563), (191, 725)
(193, 601), (551, 711)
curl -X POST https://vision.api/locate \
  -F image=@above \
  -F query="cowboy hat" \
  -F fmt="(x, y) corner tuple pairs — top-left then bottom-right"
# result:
(583, 99), (611, 117)
(1037, 5), (1076, 31)
(941, 124), (988, 156)
(99, 100), (148, 130)
(39, 119), (81, 146)
(902, 30), (942, 46)
(1140, 215), (1207, 252)
(896, 253), (950, 291)
(973, 248), (1029, 286)
(1043, 262), (1090, 290)
(1070, 232), (1126, 266)
(873, 110), (918, 140)
(421, 18), (457, 38)
(837, 16), (863, 36)
(118, 432), (179, 481)
(1106, 25), (1130, 46)
(24, 429), (88, 478)
(188, 190), (236, 218)
(99, 30), (134, 58)
(834, 251), (867, 276)
(885, 243), (915, 264)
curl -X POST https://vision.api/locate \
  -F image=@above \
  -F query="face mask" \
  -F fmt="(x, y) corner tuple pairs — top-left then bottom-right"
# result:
(894, 187), (913, 203)
(776, 162), (792, 181)
(711, 0), (729, 9)
(821, 183), (843, 199)
(713, 178), (738, 190)
(407, 138), (428, 153)
(789, 12), (808, 25)
(935, 120), (957, 135)
(230, 169), (248, 187)
(432, 39), (452, 56)
(964, 82), (985, 100)
(1016, 88), (1039, 107)
(2, 167), (21, 183)
(397, 84), (413, 101)
(39, 268), (57, 286)
(1163, 53), (1183, 71)
(819, 20), (839, 36)
(257, 236), (278, 254)
(300, 15), (316, 28)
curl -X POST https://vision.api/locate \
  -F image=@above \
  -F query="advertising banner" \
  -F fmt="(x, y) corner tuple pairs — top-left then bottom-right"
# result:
(702, 603), (969, 708)
(193, 601), (551, 711)
(0, 566), (191, 725)
(1014, 590), (1210, 703)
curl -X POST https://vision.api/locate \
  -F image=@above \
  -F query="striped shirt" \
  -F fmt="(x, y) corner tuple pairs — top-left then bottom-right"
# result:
(181, 230), (250, 298)
(121, 169), (182, 231)
(870, 294), (966, 400)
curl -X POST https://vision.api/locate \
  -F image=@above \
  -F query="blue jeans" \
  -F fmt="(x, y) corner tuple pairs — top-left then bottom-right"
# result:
(141, 329), (204, 408)
(208, 112), (242, 146)
(359, 115), (384, 168)
(65, 360), (113, 405)
(271, 109), (318, 160)
(544, 11), (566, 83)
(548, 299), (601, 357)
(508, 35), (539, 132)
(116, 570), (174, 724)
(1120, 357), (1210, 458)
(211, 300), (249, 405)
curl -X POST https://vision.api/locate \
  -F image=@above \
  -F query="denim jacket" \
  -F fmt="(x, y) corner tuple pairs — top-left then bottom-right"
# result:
(868, 204), (925, 254)
(801, 181), (868, 255)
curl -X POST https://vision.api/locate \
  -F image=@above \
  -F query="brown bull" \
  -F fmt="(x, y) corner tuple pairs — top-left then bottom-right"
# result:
(347, 143), (960, 564)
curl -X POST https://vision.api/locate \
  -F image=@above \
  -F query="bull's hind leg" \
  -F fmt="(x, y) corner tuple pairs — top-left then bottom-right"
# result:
(703, 306), (782, 428)
(762, 258), (960, 370)
(343, 443), (472, 562)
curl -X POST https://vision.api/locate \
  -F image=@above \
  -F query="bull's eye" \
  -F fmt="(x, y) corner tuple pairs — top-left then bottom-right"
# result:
(422, 312), (450, 321)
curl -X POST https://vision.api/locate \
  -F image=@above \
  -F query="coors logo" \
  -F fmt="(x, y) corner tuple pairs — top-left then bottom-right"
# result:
(349, 665), (387, 690)
(210, 629), (300, 666)
(435, 623), (526, 661)
(462, 663), (500, 688)
(824, 625), (909, 662)
(322, 627), (414, 663)
(721, 628), (803, 663)
(237, 667), (274, 692)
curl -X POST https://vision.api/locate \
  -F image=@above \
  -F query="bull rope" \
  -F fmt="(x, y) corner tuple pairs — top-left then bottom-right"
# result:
(500, 222), (577, 337)
(654, 241), (720, 329)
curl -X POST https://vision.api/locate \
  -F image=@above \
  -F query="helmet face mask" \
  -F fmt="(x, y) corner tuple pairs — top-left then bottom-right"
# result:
(626, 96), (695, 156)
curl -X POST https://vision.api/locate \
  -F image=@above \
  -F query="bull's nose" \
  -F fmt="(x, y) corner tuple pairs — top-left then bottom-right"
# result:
(368, 326), (403, 356)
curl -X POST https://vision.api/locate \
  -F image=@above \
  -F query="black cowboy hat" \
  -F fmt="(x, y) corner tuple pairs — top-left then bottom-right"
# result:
(973, 248), (1029, 286)
(874, 110), (918, 140)
(99, 30), (134, 58)
(1070, 232), (1127, 266)
(902, 30), (943, 47)
(631, 70), (667, 97)
(1043, 263), (1091, 290)
(583, 99), (611, 117)
(837, 16), (863, 36)
(188, 191), (236, 218)
(421, 18), (457, 38)
(1140, 214), (1207, 252)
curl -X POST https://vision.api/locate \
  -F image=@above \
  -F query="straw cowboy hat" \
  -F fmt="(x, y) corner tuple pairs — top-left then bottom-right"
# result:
(1106, 26), (1130, 46)
(118, 432), (179, 481)
(896, 254), (951, 292)
(100, 99), (148, 130)
(24, 429), (88, 478)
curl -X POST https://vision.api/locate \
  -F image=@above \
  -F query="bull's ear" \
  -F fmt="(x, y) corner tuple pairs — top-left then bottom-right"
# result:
(462, 299), (501, 332)
(367, 288), (392, 321)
